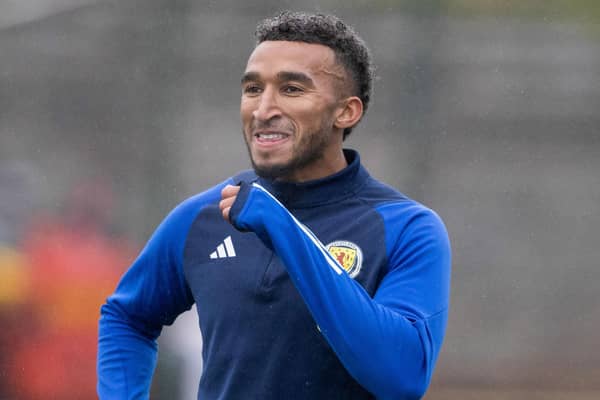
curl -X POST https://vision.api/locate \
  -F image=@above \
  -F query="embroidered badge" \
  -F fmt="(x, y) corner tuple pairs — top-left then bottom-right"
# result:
(326, 240), (363, 278)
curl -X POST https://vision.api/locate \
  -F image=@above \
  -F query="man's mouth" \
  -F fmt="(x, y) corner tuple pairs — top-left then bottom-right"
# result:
(254, 131), (290, 143)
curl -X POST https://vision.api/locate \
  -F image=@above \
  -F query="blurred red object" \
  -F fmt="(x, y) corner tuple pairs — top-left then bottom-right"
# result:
(7, 180), (136, 399)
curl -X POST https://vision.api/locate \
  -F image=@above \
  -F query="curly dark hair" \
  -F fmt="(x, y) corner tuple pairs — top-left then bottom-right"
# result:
(255, 11), (374, 140)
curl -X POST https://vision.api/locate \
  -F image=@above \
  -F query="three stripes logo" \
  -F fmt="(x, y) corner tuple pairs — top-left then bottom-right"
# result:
(210, 236), (236, 259)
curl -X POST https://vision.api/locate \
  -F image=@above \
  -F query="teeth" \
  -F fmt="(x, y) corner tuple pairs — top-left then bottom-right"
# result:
(258, 133), (285, 140)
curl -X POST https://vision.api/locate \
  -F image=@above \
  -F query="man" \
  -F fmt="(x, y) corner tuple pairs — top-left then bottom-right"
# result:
(98, 11), (451, 400)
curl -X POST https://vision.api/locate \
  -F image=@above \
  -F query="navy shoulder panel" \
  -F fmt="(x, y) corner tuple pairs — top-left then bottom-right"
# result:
(357, 176), (410, 207)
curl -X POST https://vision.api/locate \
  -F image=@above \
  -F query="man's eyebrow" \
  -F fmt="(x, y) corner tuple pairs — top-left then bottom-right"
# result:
(241, 71), (315, 86)
(241, 72), (260, 85)
(276, 71), (314, 86)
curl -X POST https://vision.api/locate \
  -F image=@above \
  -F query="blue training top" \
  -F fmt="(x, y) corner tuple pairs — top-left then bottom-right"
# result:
(97, 149), (451, 400)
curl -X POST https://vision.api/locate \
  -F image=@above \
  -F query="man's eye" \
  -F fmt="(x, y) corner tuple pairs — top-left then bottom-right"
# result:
(243, 85), (262, 94)
(282, 85), (303, 94)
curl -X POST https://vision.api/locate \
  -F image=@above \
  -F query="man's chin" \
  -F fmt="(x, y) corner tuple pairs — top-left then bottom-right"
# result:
(251, 160), (294, 180)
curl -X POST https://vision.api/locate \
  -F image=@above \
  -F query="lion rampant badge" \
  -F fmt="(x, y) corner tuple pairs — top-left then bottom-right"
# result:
(326, 240), (363, 278)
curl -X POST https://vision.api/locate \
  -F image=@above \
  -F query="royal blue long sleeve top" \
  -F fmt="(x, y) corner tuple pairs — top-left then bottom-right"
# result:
(97, 149), (451, 399)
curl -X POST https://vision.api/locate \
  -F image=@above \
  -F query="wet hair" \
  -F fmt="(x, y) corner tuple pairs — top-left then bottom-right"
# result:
(255, 11), (374, 139)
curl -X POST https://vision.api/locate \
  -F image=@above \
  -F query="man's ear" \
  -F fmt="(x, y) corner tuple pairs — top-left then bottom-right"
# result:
(334, 96), (364, 130)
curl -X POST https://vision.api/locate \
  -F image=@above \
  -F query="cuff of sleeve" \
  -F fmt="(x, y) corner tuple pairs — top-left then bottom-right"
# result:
(228, 181), (253, 232)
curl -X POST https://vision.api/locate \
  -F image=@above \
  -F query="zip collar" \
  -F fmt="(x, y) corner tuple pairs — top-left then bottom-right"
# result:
(256, 149), (370, 209)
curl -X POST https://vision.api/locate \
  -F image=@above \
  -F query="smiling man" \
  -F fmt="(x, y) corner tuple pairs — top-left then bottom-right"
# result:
(239, 40), (358, 181)
(98, 11), (451, 400)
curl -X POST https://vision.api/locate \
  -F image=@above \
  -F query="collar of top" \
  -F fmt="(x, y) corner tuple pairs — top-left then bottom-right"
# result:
(257, 149), (370, 209)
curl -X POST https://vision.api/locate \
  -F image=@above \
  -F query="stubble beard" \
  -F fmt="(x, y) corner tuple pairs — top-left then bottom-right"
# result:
(245, 121), (333, 181)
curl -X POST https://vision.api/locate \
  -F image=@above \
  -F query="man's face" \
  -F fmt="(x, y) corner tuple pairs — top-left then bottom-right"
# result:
(240, 40), (347, 182)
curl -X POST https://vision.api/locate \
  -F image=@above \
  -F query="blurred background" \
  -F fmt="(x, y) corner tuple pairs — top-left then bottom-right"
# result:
(1, 0), (599, 399)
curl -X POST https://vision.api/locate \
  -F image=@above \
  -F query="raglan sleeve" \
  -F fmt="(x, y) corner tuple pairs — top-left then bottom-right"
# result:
(97, 190), (220, 399)
(229, 182), (451, 400)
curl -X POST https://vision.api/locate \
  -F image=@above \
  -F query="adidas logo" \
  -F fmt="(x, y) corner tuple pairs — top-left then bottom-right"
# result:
(210, 236), (236, 259)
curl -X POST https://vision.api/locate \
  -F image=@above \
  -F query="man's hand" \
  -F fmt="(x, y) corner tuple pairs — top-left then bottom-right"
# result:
(219, 184), (241, 222)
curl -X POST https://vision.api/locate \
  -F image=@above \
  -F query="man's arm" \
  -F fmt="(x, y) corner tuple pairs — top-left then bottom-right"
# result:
(97, 184), (226, 399)
(222, 183), (451, 400)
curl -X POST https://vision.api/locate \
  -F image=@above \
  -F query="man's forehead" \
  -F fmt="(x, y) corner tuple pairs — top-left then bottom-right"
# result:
(244, 40), (345, 80)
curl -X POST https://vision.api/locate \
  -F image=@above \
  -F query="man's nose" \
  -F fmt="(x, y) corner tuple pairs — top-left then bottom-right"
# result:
(252, 87), (281, 122)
